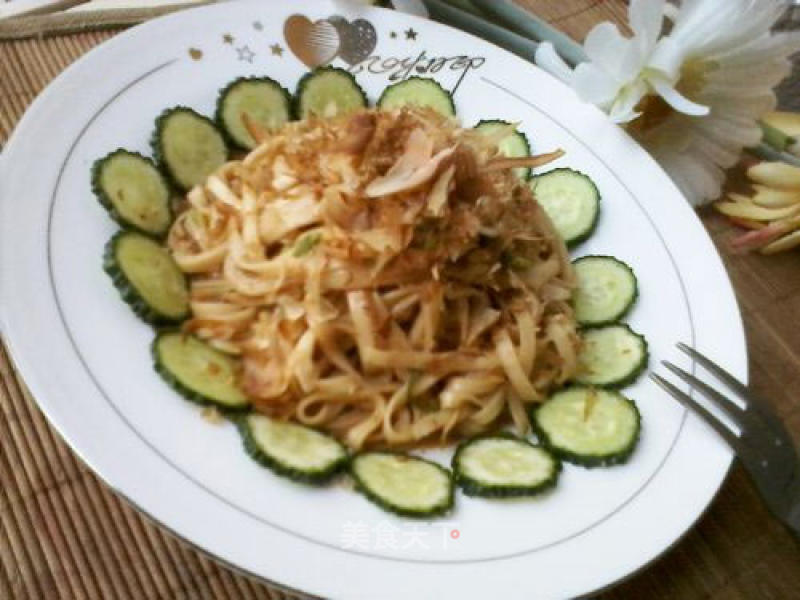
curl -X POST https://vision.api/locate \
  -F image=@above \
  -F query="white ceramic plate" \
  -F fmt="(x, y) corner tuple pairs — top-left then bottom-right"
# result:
(0, 1), (746, 598)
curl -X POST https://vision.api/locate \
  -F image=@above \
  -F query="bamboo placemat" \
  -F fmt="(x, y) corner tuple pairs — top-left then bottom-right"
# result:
(2, 2), (800, 599)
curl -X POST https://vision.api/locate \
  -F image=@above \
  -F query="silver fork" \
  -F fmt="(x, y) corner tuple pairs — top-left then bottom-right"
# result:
(651, 343), (800, 536)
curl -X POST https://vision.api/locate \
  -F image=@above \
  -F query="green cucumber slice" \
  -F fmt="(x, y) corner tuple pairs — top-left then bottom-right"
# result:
(377, 77), (455, 117)
(92, 149), (172, 237)
(532, 386), (641, 467)
(103, 231), (189, 324)
(575, 324), (648, 388)
(216, 77), (292, 149)
(572, 255), (638, 326)
(350, 452), (454, 518)
(294, 66), (368, 120)
(531, 168), (600, 247)
(152, 106), (228, 191)
(239, 414), (348, 484)
(452, 434), (560, 497)
(152, 331), (249, 411)
(474, 119), (531, 179)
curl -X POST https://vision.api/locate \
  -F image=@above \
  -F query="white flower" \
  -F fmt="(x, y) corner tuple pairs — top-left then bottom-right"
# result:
(536, 0), (800, 206)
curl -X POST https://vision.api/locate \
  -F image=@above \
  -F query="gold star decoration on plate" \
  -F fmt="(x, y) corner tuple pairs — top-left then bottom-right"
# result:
(222, 33), (234, 44)
(270, 43), (284, 57)
(405, 28), (417, 40)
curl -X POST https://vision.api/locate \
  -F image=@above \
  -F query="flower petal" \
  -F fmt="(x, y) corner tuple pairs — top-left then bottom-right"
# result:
(628, 0), (665, 51)
(534, 41), (574, 83)
(711, 32), (800, 68)
(648, 37), (685, 81)
(571, 62), (621, 107)
(662, 2), (679, 22)
(650, 76), (709, 116)
(608, 80), (648, 123)
(671, 0), (786, 58)
(583, 22), (634, 76)
(686, 129), (741, 169)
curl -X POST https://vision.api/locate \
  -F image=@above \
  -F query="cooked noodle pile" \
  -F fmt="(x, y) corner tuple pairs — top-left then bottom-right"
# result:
(167, 106), (580, 448)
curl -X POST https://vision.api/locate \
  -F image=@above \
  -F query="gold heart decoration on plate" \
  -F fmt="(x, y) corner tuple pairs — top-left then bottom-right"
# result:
(328, 17), (377, 65)
(284, 15), (340, 68)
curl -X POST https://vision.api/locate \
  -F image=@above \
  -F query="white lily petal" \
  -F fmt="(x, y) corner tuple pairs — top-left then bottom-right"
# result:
(670, 1), (744, 54)
(686, 130), (740, 168)
(663, 2), (679, 21)
(617, 39), (650, 82)
(702, 3), (786, 57)
(534, 41), (574, 83)
(628, 0), (665, 51)
(571, 62), (621, 107)
(650, 77), (709, 116)
(710, 61), (793, 90)
(703, 74), (791, 97)
(583, 22), (633, 76)
(676, 152), (725, 205)
(648, 37), (685, 80)
(674, 0), (784, 58)
(608, 80), (648, 123)
(710, 32), (800, 67)
(706, 94), (775, 119)
(695, 118), (762, 149)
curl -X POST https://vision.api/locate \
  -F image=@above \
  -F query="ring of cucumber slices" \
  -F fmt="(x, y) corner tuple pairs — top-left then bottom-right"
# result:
(452, 434), (560, 497)
(575, 324), (649, 388)
(92, 149), (173, 237)
(215, 76), (292, 150)
(152, 106), (229, 191)
(152, 331), (250, 412)
(294, 66), (368, 120)
(532, 386), (641, 467)
(239, 414), (348, 484)
(350, 452), (454, 518)
(103, 231), (189, 324)
(531, 168), (600, 247)
(572, 255), (638, 326)
(91, 65), (653, 518)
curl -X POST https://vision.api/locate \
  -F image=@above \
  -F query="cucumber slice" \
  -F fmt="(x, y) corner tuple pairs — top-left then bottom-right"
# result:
(152, 107), (228, 191)
(377, 77), (455, 117)
(350, 452), (454, 518)
(215, 77), (292, 150)
(103, 231), (189, 324)
(572, 256), (638, 326)
(531, 386), (641, 467)
(239, 414), (348, 484)
(474, 120), (531, 179)
(92, 149), (172, 237)
(452, 434), (560, 497)
(152, 331), (249, 411)
(531, 168), (600, 247)
(294, 66), (368, 120)
(575, 324), (648, 388)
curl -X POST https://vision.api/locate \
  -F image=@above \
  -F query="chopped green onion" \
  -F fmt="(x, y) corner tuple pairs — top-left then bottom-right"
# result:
(293, 233), (321, 257)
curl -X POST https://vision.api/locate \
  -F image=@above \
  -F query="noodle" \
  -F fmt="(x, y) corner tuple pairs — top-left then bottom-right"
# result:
(167, 106), (580, 449)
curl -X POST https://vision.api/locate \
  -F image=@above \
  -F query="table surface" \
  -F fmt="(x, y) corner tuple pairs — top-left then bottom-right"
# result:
(1, 1), (800, 598)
